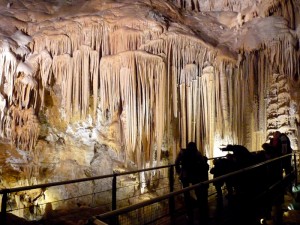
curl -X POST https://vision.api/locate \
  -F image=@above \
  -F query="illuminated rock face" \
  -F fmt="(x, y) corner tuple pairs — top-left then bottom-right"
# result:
(0, 0), (299, 199)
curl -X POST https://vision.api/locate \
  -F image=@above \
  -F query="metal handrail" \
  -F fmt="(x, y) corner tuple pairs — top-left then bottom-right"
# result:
(0, 153), (230, 195)
(0, 164), (173, 224)
(0, 151), (296, 225)
(93, 153), (296, 222)
(0, 156), (224, 195)
(0, 174), (113, 194)
(0, 166), (175, 194)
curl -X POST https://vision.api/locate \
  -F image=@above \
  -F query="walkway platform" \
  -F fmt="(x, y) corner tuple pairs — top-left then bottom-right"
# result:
(4, 188), (300, 225)
(168, 189), (299, 225)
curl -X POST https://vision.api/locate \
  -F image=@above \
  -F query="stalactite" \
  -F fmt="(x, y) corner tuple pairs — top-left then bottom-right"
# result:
(28, 16), (110, 58)
(25, 7), (225, 163)
(110, 28), (144, 55)
(36, 50), (53, 108)
(179, 64), (198, 145)
(17, 74), (38, 109)
(33, 33), (72, 57)
(49, 45), (97, 120)
(171, 0), (200, 12)
(0, 93), (6, 137)
(90, 51), (100, 116)
(0, 44), (18, 103)
(100, 51), (166, 167)
(179, 82), (186, 148)
(141, 33), (222, 155)
(199, 65), (215, 156)
(38, 50), (53, 88)
(73, 45), (91, 117)
(154, 58), (166, 165)
(52, 54), (73, 119)
(218, 62), (230, 137)
(27, 14), (167, 125)
(10, 107), (40, 151)
(238, 32), (299, 149)
(171, 0), (254, 12)
(1, 0), (299, 172)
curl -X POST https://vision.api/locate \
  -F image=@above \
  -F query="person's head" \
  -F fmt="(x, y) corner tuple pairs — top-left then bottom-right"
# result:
(262, 143), (272, 152)
(187, 142), (198, 153)
(273, 131), (281, 139)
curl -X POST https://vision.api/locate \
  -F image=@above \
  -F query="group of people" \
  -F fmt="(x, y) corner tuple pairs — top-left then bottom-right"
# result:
(175, 131), (294, 225)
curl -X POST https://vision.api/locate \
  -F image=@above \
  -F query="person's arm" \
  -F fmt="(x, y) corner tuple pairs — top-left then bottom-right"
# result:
(203, 156), (209, 171)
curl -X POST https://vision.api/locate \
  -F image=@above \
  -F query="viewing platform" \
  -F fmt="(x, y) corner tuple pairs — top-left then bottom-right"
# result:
(1, 152), (300, 225)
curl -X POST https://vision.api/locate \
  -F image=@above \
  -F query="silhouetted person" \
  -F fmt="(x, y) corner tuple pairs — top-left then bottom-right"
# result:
(270, 130), (293, 174)
(279, 133), (293, 175)
(210, 158), (226, 202)
(260, 143), (282, 222)
(224, 153), (236, 198)
(270, 131), (281, 150)
(262, 141), (284, 225)
(262, 142), (282, 183)
(175, 142), (209, 224)
(224, 145), (256, 196)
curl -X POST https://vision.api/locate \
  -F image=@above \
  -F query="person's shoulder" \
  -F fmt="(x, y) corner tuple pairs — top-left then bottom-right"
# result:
(178, 148), (186, 154)
(279, 133), (290, 140)
(199, 153), (208, 161)
(176, 149), (186, 158)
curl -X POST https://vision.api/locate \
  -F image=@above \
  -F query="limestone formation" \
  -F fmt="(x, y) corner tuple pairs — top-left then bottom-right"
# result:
(0, 0), (300, 220)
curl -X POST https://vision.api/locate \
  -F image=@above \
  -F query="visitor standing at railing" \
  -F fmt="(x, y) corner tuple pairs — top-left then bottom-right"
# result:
(261, 142), (284, 224)
(210, 158), (225, 201)
(278, 132), (293, 175)
(175, 141), (209, 225)
(270, 131), (294, 182)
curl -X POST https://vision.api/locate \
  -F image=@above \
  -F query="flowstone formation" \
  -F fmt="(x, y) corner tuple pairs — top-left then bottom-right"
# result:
(0, 0), (300, 221)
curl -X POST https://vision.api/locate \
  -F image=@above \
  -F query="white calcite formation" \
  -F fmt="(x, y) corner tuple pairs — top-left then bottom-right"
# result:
(0, 0), (300, 220)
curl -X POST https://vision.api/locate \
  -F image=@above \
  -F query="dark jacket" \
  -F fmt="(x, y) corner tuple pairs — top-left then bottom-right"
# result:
(175, 147), (209, 183)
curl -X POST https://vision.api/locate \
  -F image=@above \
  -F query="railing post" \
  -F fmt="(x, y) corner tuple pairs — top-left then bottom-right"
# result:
(112, 172), (117, 211)
(111, 173), (118, 225)
(1, 189), (8, 225)
(168, 165), (175, 215)
(294, 152), (298, 185)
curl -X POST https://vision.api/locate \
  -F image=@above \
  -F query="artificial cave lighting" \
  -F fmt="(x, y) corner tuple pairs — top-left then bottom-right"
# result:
(1, 0), (300, 222)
